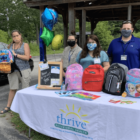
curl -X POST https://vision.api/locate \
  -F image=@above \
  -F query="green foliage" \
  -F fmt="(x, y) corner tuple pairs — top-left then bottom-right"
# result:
(1, 0), (140, 53)
(75, 20), (91, 33)
(0, 0), (40, 43)
(86, 22), (91, 32)
(133, 32), (140, 38)
(135, 20), (140, 33)
(0, 30), (64, 56)
(0, 114), (6, 117)
(11, 111), (53, 140)
(108, 21), (122, 38)
(29, 43), (64, 56)
(53, 15), (64, 35)
(94, 21), (114, 51)
(0, 30), (12, 43)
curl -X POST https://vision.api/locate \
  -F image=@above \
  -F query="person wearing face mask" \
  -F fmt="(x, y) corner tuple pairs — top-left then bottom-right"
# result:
(61, 30), (82, 80)
(76, 34), (110, 71)
(107, 20), (140, 70)
(0, 30), (31, 114)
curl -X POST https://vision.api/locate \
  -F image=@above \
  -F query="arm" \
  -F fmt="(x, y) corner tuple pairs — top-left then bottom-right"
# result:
(61, 59), (66, 77)
(61, 48), (66, 77)
(103, 62), (110, 72)
(76, 51), (82, 64)
(107, 41), (113, 65)
(109, 57), (112, 64)
(12, 43), (30, 61)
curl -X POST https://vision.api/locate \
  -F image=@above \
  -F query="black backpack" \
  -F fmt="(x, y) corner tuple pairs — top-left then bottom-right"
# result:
(29, 58), (34, 71)
(103, 63), (128, 95)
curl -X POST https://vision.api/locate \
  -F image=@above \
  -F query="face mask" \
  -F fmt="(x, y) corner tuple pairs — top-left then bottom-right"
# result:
(67, 41), (75, 47)
(87, 43), (97, 51)
(121, 29), (132, 38)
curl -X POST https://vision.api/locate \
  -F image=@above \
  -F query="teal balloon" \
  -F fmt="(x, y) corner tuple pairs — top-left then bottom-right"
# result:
(40, 27), (54, 47)
(41, 8), (58, 31)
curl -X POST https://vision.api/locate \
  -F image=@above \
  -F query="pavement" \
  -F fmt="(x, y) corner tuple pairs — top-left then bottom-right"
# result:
(0, 54), (62, 140)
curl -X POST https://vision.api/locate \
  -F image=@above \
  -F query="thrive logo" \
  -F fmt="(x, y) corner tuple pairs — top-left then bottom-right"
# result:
(55, 104), (89, 135)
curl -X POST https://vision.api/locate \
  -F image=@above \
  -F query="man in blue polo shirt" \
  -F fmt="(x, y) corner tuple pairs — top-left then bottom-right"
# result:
(107, 20), (140, 70)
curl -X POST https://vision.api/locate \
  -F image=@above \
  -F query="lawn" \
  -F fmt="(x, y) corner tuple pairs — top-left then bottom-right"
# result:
(11, 111), (58, 140)
(29, 43), (64, 56)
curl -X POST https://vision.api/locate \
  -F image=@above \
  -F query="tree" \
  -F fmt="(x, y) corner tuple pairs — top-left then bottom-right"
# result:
(94, 21), (114, 51)
(0, 30), (12, 43)
(53, 14), (63, 35)
(133, 32), (140, 38)
(0, 0), (40, 43)
(135, 20), (140, 33)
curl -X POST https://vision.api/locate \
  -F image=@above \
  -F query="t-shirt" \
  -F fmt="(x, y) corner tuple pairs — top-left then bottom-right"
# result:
(62, 45), (82, 68)
(76, 50), (109, 69)
(107, 35), (140, 70)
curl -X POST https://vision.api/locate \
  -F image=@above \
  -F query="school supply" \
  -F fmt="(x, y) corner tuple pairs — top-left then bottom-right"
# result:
(126, 68), (140, 98)
(82, 64), (104, 91)
(65, 63), (83, 90)
(103, 63), (128, 95)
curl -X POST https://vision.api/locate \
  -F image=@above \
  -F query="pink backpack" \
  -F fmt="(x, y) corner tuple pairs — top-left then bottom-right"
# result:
(65, 64), (83, 90)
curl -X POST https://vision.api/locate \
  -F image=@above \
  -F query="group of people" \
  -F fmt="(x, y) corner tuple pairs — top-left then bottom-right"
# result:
(1, 20), (140, 114)
(62, 20), (140, 79)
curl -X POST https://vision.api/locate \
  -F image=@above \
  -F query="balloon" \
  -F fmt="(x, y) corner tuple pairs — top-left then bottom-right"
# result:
(49, 8), (58, 24)
(41, 8), (58, 31)
(39, 28), (45, 61)
(40, 27), (54, 47)
(51, 35), (63, 50)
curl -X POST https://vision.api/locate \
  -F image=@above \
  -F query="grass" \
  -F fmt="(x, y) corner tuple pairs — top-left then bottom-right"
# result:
(10, 111), (58, 140)
(0, 114), (6, 117)
(29, 43), (64, 56)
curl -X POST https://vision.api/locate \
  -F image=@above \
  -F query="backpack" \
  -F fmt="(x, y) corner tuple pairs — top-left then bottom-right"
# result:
(0, 49), (22, 76)
(82, 64), (104, 91)
(103, 63), (128, 95)
(126, 69), (140, 98)
(29, 58), (34, 71)
(65, 63), (83, 90)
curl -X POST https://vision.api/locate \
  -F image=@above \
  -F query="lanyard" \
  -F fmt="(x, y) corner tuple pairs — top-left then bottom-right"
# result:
(68, 50), (74, 63)
(121, 42), (130, 54)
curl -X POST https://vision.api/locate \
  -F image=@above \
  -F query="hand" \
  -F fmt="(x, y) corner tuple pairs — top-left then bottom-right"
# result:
(12, 50), (16, 56)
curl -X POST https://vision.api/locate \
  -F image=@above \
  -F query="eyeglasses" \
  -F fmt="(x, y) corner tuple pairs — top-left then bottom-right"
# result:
(67, 40), (75, 41)
(122, 20), (132, 24)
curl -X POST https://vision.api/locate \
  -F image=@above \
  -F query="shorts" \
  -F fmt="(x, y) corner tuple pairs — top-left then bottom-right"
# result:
(8, 69), (31, 90)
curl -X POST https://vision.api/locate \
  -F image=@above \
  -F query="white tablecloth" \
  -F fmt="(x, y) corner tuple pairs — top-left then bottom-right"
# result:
(11, 85), (140, 140)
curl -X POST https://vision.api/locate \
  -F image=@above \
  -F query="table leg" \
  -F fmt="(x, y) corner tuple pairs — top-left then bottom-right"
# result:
(29, 127), (31, 138)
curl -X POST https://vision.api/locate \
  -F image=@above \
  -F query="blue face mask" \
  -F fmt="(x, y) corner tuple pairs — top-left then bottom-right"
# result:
(87, 43), (97, 51)
(121, 29), (132, 38)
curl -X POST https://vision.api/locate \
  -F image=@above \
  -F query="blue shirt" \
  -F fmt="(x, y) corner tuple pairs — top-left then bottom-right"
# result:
(107, 35), (140, 70)
(76, 50), (109, 69)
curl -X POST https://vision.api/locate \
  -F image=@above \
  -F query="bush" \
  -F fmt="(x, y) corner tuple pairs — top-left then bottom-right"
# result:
(29, 43), (64, 56)
(133, 32), (140, 38)
(94, 21), (114, 51)
(0, 30), (12, 44)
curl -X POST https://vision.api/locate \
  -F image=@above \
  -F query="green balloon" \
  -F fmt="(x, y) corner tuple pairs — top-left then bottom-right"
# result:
(40, 27), (54, 47)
